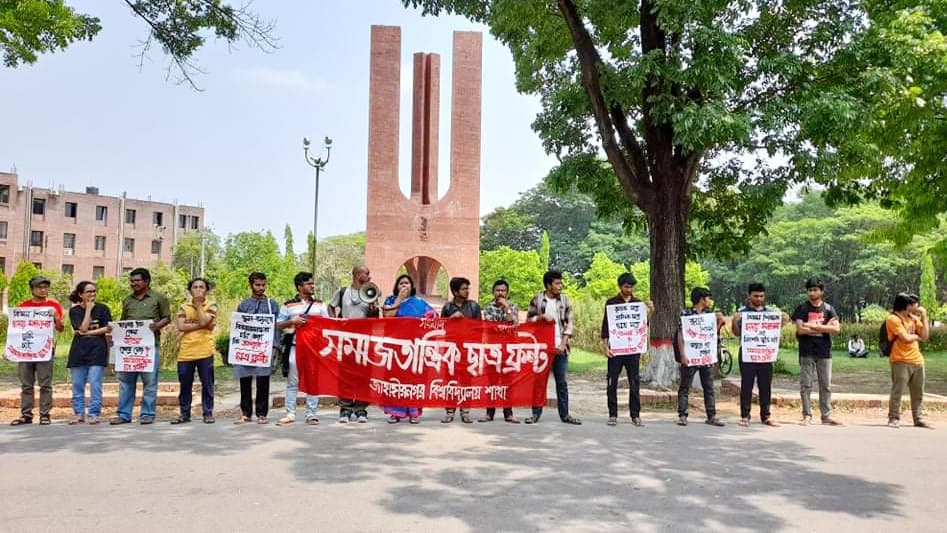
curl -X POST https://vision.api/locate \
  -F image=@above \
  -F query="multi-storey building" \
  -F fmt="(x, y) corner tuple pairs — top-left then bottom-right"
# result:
(0, 172), (204, 280)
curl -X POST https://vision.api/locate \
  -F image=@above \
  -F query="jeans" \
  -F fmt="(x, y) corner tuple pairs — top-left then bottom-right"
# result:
(677, 365), (715, 419)
(18, 360), (54, 419)
(178, 356), (215, 418)
(240, 376), (270, 418)
(606, 354), (640, 418)
(285, 347), (319, 420)
(532, 350), (569, 420)
(70, 365), (105, 417)
(740, 361), (773, 421)
(800, 356), (833, 419)
(889, 363), (925, 422)
(116, 347), (160, 422)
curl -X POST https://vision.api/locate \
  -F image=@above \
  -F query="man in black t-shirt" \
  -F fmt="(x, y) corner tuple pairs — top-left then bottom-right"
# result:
(674, 287), (725, 427)
(791, 278), (841, 426)
(441, 277), (481, 424)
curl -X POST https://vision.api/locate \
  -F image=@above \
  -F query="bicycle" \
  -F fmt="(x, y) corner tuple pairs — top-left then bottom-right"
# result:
(716, 325), (734, 377)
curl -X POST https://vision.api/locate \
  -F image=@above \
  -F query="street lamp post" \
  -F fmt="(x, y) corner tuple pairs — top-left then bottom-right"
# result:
(303, 136), (332, 277)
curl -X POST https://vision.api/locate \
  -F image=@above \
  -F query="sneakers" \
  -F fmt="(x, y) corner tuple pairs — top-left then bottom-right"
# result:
(888, 418), (900, 428)
(356, 415), (368, 423)
(706, 417), (725, 427)
(800, 416), (812, 426)
(677, 415), (688, 427)
(915, 420), (934, 429)
(607, 417), (617, 426)
(338, 413), (350, 424)
(821, 417), (843, 426)
(631, 417), (644, 427)
(305, 416), (320, 425)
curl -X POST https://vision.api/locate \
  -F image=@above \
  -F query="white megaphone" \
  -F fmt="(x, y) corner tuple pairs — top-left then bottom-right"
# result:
(358, 282), (381, 304)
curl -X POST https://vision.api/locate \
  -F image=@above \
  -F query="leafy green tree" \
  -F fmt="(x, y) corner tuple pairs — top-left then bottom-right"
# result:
(481, 206), (540, 251)
(220, 231), (286, 300)
(312, 233), (366, 301)
(94, 277), (131, 319)
(403, 1), (944, 386)
(172, 229), (221, 280)
(479, 246), (543, 309)
(8, 261), (39, 306)
(2, 0), (276, 88)
(538, 230), (550, 272)
(920, 251), (938, 309)
(581, 252), (626, 301)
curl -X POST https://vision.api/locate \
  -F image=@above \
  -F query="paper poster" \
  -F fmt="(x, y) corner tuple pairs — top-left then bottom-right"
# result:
(740, 312), (782, 363)
(228, 312), (276, 367)
(606, 302), (648, 355)
(5, 307), (56, 362)
(111, 320), (156, 372)
(679, 313), (717, 366)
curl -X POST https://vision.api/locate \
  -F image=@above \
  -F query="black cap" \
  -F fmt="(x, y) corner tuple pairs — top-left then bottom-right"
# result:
(29, 275), (51, 288)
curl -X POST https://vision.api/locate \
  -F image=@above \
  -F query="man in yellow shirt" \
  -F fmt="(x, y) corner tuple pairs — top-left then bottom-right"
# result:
(172, 278), (219, 424)
(886, 293), (932, 429)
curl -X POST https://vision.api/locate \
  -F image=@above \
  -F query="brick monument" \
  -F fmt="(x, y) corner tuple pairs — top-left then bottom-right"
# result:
(364, 25), (482, 301)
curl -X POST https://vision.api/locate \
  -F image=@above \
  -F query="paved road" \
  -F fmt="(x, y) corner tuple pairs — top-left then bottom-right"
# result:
(1, 408), (942, 533)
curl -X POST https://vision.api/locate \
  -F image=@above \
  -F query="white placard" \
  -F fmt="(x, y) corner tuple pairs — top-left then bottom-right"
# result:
(679, 313), (717, 366)
(740, 312), (782, 363)
(606, 302), (649, 355)
(5, 307), (56, 362)
(111, 320), (156, 373)
(228, 312), (276, 367)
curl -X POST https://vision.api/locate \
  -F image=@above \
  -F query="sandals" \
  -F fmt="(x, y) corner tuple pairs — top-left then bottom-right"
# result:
(524, 416), (539, 424)
(505, 416), (521, 424)
(477, 416), (494, 423)
(170, 416), (191, 425)
(561, 415), (582, 425)
(409, 417), (420, 424)
(387, 416), (400, 424)
(738, 417), (750, 427)
(234, 415), (251, 425)
(461, 414), (474, 424)
(39, 415), (51, 425)
(256, 416), (268, 425)
(305, 417), (319, 425)
(88, 417), (100, 425)
(203, 415), (216, 424)
(69, 417), (86, 425)
(441, 413), (455, 424)
(10, 417), (32, 426)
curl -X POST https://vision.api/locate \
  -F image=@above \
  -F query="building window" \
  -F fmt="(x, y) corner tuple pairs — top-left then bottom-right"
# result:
(153, 211), (164, 226)
(151, 239), (162, 255)
(62, 264), (74, 275)
(94, 235), (106, 251)
(123, 267), (132, 275)
(95, 205), (108, 221)
(191, 215), (200, 230)
(123, 237), (135, 253)
(0, 257), (5, 273)
(0, 221), (7, 240)
(179, 214), (188, 229)
(125, 208), (137, 224)
(32, 198), (46, 215)
(30, 230), (43, 247)
(65, 202), (78, 218)
(92, 266), (105, 279)
(0, 185), (9, 204)
(32, 262), (42, 269)
(63, 233), (76, 252)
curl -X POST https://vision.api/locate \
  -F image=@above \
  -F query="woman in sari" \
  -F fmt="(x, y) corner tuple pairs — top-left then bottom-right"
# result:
(382, 274), (433, 424)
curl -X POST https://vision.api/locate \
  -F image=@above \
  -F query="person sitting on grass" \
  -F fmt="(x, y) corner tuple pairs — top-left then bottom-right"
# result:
(848, 335), (868, 358)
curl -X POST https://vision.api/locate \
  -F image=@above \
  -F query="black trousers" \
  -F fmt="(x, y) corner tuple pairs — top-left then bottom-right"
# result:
(339, 398), (368, 417)
(740, 361), (773, 421)
(678, 365), (715, 419)
(606, 354), (641, 418)
(485, 407), (514, 419)
(240, 375), (270, 418)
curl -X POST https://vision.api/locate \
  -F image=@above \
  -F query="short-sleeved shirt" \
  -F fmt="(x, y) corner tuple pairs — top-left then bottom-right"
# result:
(791, 301), (838, 358)
(887, 314), (925, 366)
(329, 287), (375, 318)
(277, 298), (330, 338)
(441, 300), (482, 319)
(121, 290), (171, 344)
(233, 297), (280, 378)
(68, 303), (112, 367)
(483, 301), (519, 324)
(18, 299), (65, 357)
(177, 301), (219, 361)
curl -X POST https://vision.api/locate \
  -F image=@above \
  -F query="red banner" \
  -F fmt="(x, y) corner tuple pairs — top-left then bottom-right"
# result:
(295, 316), (555, 408)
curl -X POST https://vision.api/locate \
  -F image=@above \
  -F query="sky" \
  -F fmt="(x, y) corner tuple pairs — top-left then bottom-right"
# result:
(0, 1), (556, 242)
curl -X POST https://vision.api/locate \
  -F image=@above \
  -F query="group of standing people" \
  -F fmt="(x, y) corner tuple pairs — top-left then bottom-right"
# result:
(8, 266), (934, 430)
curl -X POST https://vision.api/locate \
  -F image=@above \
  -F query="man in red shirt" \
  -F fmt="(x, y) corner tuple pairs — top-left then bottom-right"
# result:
(10, 275), (65, 425)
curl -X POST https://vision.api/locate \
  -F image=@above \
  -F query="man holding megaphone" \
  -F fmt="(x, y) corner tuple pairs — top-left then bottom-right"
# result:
(328, 265), (380, 423)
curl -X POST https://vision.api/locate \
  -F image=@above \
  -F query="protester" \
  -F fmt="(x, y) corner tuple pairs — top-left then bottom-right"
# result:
(886, 293), (933, 429)
(792, 278), (842, 426)
(478, 279), (521, 423)
(10, 275), (65, 426)
(275, 272), (330, 426)
(732, 283), (789, 427)
(848, 336), (868, 358)
(600, 272), (645, 427)
(111, 268), (171, 425)
(441, 276), (481, 424)
(234, 272), (280, 425)
(67, 281), (111, 425)
(675, 287), (725, 427)
(525, 270), (581, 425)
(171, 278), (218, 424)
(381, 274), (433, 423)
(328, 265), (379, 423)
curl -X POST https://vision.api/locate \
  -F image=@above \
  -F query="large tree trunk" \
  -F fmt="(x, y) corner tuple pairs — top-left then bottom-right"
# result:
(642, 182), (688, 388)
